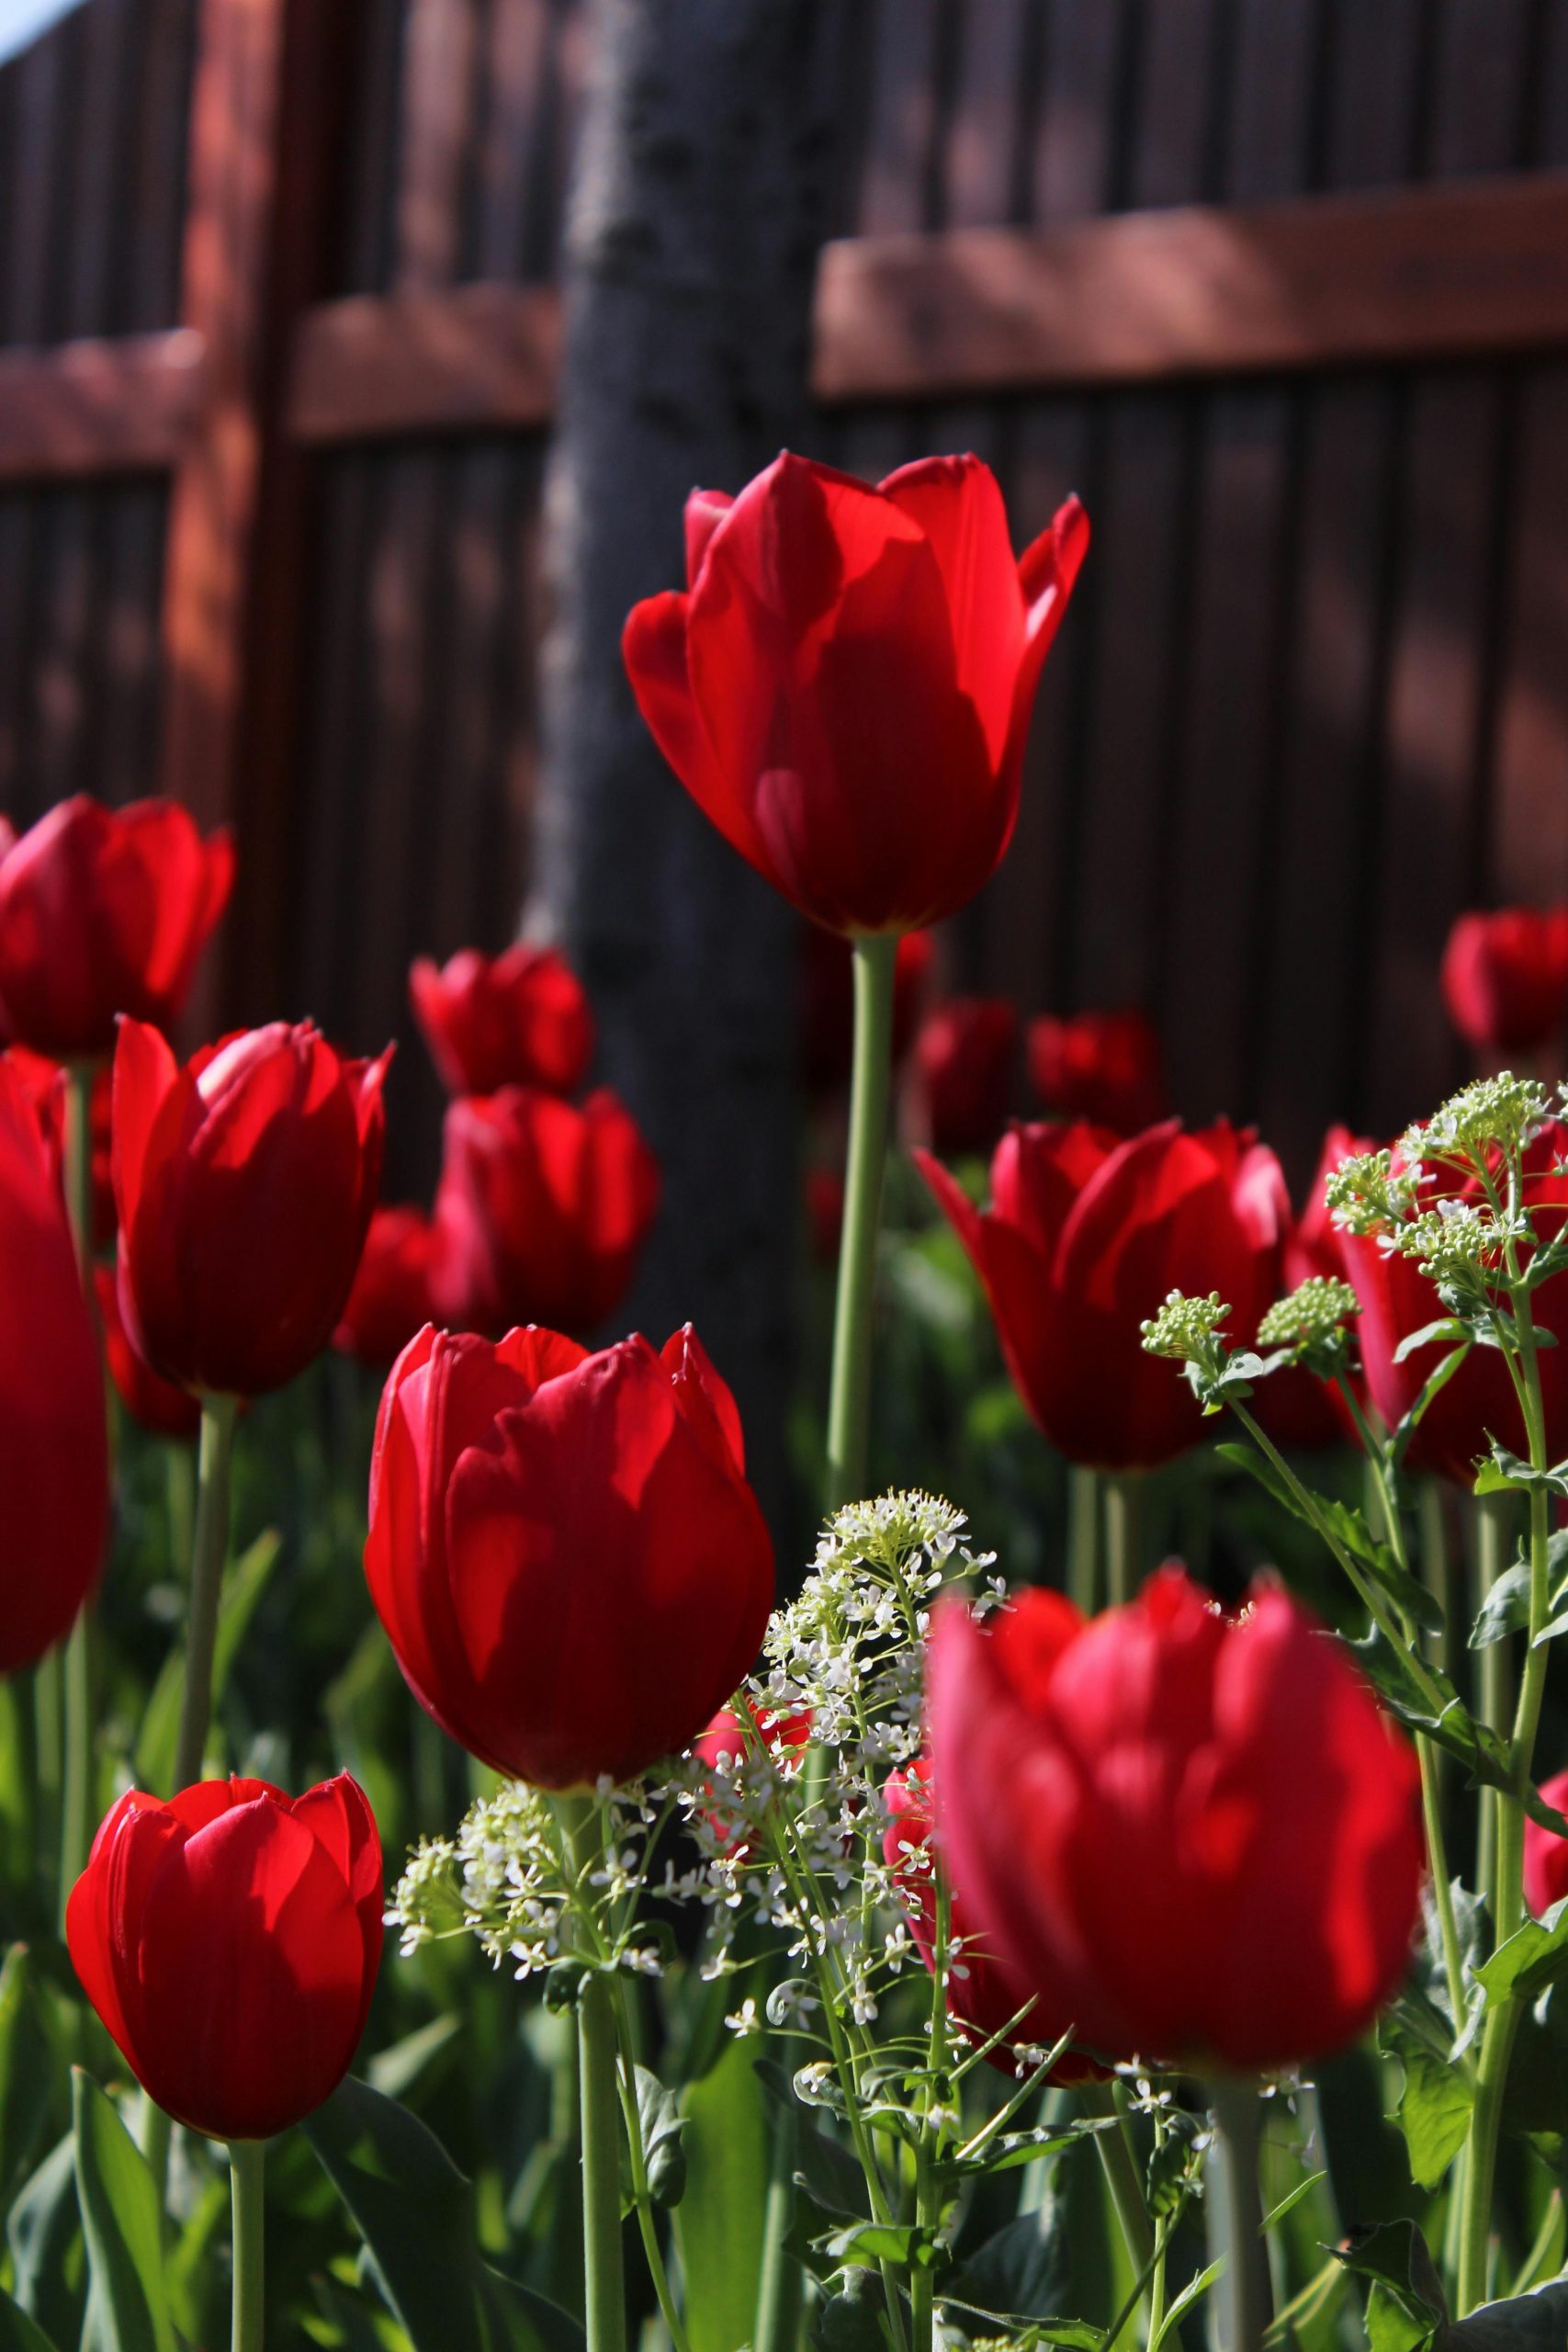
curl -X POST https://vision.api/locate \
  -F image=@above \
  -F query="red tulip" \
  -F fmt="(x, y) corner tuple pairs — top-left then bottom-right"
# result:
(1524, 1770), (1568, 1917)
(801, 927), (933, 1097)
(409, 944), (594, 1098)
(693, 1700), (813, 1857)
(0, 1061), (107, 1673)
(0, 796), (232, 1060)
(6, 1048), (117, 1250)
(67, 1773), (381, 2141)
(929, 1571), (1423, 2070)
(430, 1086), (660, 1337)
(917, 1118), (1287, 1470)
(883, 1746), (1100, 2080)
(333, 1205), (436, 1367)
(1338, 1122), (1568, 1483)
(1026, 1008), (1164, 1135)
(624, 453), (1088, 935)
(1441, 908), (1568, 1058)
(113, 1018), (389, 1398)
(910, 997), (1019, 1159)
(95, 1264), (201, 1441)
(366, 1323), (774, 1790)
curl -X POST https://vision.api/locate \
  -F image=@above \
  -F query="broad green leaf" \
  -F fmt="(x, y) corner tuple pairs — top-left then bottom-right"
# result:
(1473, 1447), (1568, 1501)
(1475, 1900), (1568, 2009)
(1334, 2219), (1448, 2346)
(366, 2013), (462, 2104)
(134, 1527), (282, 1791)
(1471, 1564), (1534, 1649)
(303, 2074), (582, 2352)
(821, 2220), (941, 2269)
(0, 2284), (61, 2352)
(1394, 2047), (1472, 2188)
(70, 2071), (177, 2352)
(1443, 2279), (1568, 2351)
(0, 1948), (56, 2206)
(944, 2196), (1068, 2324)
(673, 2039), (771, 2352)
(7, 2132), (81, 2342)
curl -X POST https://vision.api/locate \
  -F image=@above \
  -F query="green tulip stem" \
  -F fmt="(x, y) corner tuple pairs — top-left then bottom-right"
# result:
(1103, 1472), (1144, 1608)
(579, 1972), (627, 2352)
(1079, 2080), (1159, 2329)
(58, 1065), (100, 1928)
(229, 2138), (265, 2352)
(1208, 2076), (1268, 2352)
(1067, 1465), (1100, 1613)
(173, 1395), (240, 1794)
(825, 933), (898, 1510)
(1473, 1490), (1513, 1897)
(753, 2110), (803, 2352)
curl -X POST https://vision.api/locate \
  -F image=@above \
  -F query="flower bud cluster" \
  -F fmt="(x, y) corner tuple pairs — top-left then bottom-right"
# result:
(1257, 1276), (1360, 1352)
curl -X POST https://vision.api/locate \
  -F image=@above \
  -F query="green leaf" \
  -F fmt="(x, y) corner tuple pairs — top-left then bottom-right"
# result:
(70, 2071), (177, 2352)
(1151, 2258), (1225, 2352)
(1471, 1563), (1535, 1649)
(1335, 2219), (1448, 2347)
(1475, 1900), (1568, 2009)
(1393, 1319), (1471, 1366)
(1444, 2280), (1568, 2351)
(366, 2014), (462, 2105)
(134, 1527), (282, 1791)
(0, 1949), (56, 2209)
(1214, 1448), (1440, 1633)
(673, 2040), (771, 2352)
(1258, 2170), (1329, 2233)
(1394, 2046), (1472, 2188)
(7, 2132), (80, 2343)
(1389, 1345), (1472, 1470)
(943, 2195), (1068, 2324)
(1473, 1446), (1568, 1501)
(0, 2287), (59, 2352)
(814, 2267), (900, 2352)
(303, 2075), (582, 2352)
(822, 2221), (941, 2270)
(755, 2062), (869, 2220)
(631, 2064), (686, 2210)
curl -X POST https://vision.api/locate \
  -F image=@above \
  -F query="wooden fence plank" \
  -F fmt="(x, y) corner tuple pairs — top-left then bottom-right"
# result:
(0, 332), (204, 481)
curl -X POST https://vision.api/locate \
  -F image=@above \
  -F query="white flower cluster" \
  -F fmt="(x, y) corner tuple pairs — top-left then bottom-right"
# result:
(387, 1491), (998, 2052)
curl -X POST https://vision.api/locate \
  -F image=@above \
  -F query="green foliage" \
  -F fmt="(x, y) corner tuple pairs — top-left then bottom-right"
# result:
(70, 2072), (178, 2352)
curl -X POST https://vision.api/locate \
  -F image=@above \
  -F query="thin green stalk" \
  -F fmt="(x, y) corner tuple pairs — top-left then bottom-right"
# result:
(1103, 1473), (1143, 1608)
(1209, 2077), (1268, 2352)
(825, 933), (897, 1509)
(753, 2113), (803, 2352)
(173, 1396), (240, 1793)
(556, 1798), (627, 2352)
(229, 2138), (266, 2352)
(1080, 2082), (1159, 2323)
(1418, 1481), (1451, 1680)
(1475, 1492), (1514, 1897)
(1067, 1464), (1100, 1613)
(59, 1067), (99, 1925)
(608, 1980), (692, 2352)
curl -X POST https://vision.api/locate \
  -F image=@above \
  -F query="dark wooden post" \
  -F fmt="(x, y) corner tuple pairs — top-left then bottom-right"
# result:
(531, 0), (849, 1547)
(158, 0), (359, 1029)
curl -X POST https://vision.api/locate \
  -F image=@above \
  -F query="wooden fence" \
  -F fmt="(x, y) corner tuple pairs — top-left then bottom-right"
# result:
(4, 0), (1568, 1187)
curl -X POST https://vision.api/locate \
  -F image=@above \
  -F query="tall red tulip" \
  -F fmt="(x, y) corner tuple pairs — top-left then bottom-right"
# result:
(883, 1746), (1100, 2080)
(113, 1018), (389, 1398)
(409, 944), (594, 1098)
(624, 453), (1088, 935)
(930, 1572), (1423, 2070)
(95, 1264), (201, 1441)
(430, 1085), (660, 1337)
(1338, 1122), (1568, 1482)
(0, 796), (232, 1059)
(909, 998), (1019, 1159)
(917, 1119), (1286, 1470)
(0, 1061), (107, 1673)
(1441, 907), (1568, 1059)
(333, 1204), (436, 1367)
(1026, 1008), (1164, 1135)
(365, 1324), (773, 1789)
(67, 1773), (381, 2141)
(1524, 1769), (1568, 1917)
(6, 1047), (116, 1249)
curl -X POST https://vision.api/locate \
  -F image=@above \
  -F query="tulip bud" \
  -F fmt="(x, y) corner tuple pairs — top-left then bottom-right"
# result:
(0, 796), (233, 1059)
(113, 1018), (389, 1398)
(624, 452), (1088, 935)
(909, 997), (1019, 1159)
(929, 1572), (1424, 2070)
(1026, 1007), (1164, 1135)
(918, 1118), (1287, 1470)
(429, 1085), (660, 1337)
(365, 1323), (774, 1789)
(1440, 907), (1568, 1058)
(67, 1773), (382, 2141)
(409, 944), (595, 1098)
(333, 1204), (436, 1367)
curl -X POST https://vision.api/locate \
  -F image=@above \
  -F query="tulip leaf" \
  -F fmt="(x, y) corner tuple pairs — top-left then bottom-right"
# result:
(70, 2071), (178, 2352)
(7, 2132), (81, 2343)
(630, 2064), (686, 2209)
(303, 2074), (583, 2352)
(672, 2040), (771, 2352)
(133, 1527), (282, 1792)
(1442, 2279), (1568, 2351)
(0, 1947), (57, 2210)
(943, 2195), (1068, 2324)
(0, 2286), (60, 2352)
